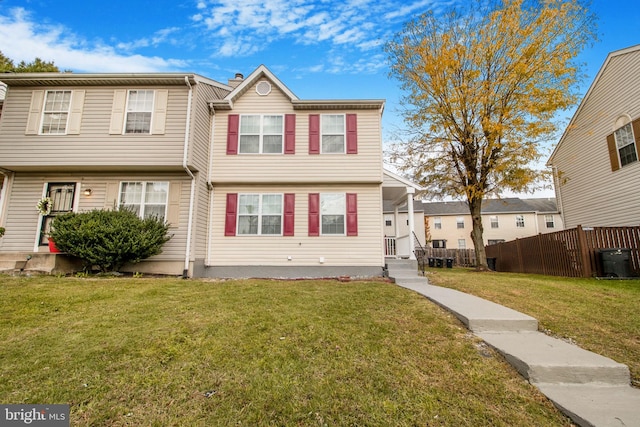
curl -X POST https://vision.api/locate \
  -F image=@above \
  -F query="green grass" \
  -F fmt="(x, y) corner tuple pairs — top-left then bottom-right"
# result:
(0, 275), (571, 426)
(427, 268), (640, 387)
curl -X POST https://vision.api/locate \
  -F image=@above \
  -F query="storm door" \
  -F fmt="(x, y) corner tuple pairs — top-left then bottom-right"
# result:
(39, 182), (77, 246)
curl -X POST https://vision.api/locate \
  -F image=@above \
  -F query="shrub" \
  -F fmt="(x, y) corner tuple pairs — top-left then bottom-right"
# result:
(0, 227), (5, 237)
(50, 209), (172, 273)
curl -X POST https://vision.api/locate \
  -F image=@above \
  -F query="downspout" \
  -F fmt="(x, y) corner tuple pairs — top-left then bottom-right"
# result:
(205, 103), (215, 267)
(182, 76), (196, 278)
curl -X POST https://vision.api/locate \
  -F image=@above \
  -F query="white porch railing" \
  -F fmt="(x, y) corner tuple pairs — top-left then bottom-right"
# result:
(385, 236), (396, 256)
(385, 235), (413, 258)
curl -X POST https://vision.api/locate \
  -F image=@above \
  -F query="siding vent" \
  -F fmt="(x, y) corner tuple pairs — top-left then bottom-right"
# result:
(256, 81), (272, 96)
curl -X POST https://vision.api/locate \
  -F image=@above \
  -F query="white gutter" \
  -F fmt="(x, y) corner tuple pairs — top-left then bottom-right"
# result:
(182, 76), (196, 278)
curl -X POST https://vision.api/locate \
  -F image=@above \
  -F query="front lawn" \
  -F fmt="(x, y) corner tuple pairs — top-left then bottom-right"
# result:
(427, 268), (640, 387)
(0, 276), (571, 426)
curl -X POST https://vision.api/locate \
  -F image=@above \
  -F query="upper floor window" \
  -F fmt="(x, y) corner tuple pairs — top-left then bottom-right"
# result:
(237, 194), (283, 235)
(545, 215), (555, 228)
(456, 216), (464, 229)
(613, 122), (638, 167)
(384, 215), (393, 227)
(322, 114), (346, 153)
(239, 115), (283, 154)
(119, 181), (168, 220)
(433, 217), (442, 229)
(41, 91), (71, 134)
(125, 90), (154, 134)
(490, 216), (499, 229)
(515, 214), (525, 228)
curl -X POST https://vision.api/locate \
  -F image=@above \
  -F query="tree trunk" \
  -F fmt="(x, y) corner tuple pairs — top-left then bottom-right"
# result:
(468, 198), (488, 270)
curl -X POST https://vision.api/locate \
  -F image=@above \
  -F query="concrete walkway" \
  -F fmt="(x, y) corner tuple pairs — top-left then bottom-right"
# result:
(386, 259), (640, 427)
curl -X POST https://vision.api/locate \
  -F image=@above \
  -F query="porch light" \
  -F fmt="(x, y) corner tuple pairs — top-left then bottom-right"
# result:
(83, 188), (92, 196)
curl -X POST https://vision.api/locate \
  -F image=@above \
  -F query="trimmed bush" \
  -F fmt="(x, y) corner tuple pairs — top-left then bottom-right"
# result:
(50, 209), (172, 273)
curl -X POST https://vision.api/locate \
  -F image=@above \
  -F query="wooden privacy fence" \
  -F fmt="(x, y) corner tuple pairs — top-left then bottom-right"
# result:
(485, 225), (640, 277)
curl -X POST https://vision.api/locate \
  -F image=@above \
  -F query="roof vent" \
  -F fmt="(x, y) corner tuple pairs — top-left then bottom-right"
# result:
(256, 80), (271, 96)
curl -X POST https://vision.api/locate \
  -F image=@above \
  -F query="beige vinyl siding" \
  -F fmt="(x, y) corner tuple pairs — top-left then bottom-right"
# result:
(0, 85), (191, 170)
(209, 184), (383, 267)
(551, 50), (640, 228)
(0, 172), (192, 262)
(211, 79), (383, 184)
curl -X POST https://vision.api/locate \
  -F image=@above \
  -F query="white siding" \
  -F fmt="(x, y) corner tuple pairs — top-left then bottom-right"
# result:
(551, 49), (640, 227)
(211, 78), (383, 185)
(209, 184), (383, 267)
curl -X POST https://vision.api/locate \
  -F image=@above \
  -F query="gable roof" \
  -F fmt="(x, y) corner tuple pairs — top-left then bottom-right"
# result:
(210, 64), (385, 112)
(421, 198), (558, 215)
(548, 44), (640, 165)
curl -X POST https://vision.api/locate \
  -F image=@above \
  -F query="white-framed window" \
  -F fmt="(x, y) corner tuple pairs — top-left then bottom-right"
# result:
(321, 114), (345, 154)
(545, 215), (555, 228)
(516, 214), (525, 228)
(237, 194), (283, 235)
(614, 122), (638, 167)
(458, 239), (466, 249)
(321, 193), (346, 235)
(119, 181), (168, 220)
(433, 217), (442, 229)
(384, 214), (393, 227)
(488, 239), (505, 245)
(239, 115), (284, 154)
(125, 90), (154, 134)
(456, 216), (464, 229)
(490, 216), (499, 229)
(41, 90), (72, 134)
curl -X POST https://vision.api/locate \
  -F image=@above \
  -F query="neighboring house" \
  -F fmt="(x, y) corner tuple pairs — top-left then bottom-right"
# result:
(548, 45), (640, 228)
(423, 198), (563, 249)
(0, 66), (418, 277)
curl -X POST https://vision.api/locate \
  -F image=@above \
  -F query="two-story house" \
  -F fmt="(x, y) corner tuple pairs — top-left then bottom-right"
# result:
(423, 198), (563, 249)
(548, 45), (640, 228)
(0, 66), (419, 277)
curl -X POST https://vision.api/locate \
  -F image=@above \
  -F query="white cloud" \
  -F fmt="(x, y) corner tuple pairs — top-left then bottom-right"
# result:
(0, 8), (187, 72)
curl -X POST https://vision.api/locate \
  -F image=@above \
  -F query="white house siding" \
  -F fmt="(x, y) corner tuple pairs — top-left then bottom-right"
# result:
(208, 184), (384, 271)
(550, 49), (640, 228)
(211, 78), (383, 185)
(0, 172), (193, 275)
(0, 85), (190, 170)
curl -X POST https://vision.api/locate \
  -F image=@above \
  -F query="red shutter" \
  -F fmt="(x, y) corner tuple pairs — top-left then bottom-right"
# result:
(227, 115), (239, 155)
(606, 134), (620, 172)
(285, 114), (296, 154)
(283, 193), (295, 236)
(224, 193), (238, 236)
(346, 193), (358, 236)
(309, 114), (320, 154)
(346, 114), (357, 154)
(308, 193), (320, 236)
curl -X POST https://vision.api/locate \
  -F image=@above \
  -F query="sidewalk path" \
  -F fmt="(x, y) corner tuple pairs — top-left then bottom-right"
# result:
(387, 259), (640, 427)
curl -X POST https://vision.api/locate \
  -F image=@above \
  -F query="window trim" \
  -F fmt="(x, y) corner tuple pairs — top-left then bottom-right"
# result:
(320, 193), (346, 235)
(236, 193), (284, 236)
(433, 216), (442, 229)
(456, 216), (464, 229)
(320, 114), (346, 154)
(40, 90), (72, 135)
(515, 214), (525, 228)
(613, 122), (639, 168)
(118, 181), (169, 220)
(238, 114), (285, 154)
(545, 214), (555, 228)
(490, 215), (499, 229)
(124, 89), (155, 134)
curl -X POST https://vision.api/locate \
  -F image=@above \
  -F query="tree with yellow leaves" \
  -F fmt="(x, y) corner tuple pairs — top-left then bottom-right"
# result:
(385, 0), (596, 269)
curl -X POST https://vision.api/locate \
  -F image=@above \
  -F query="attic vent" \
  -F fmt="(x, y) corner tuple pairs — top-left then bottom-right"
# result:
(256, 80), (272, 96)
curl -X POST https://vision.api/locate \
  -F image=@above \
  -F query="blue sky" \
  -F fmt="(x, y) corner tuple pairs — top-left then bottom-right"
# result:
(1, 0), (639, 195)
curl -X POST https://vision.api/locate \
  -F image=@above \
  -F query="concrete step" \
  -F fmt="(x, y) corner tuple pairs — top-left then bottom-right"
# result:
(478, 331), (630, 386)
(397, 282), (539, 332)
(537, 384), (640, 427)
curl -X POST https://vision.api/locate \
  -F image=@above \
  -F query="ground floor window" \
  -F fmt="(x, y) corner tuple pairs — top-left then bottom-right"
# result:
(238, 193), (283, 235)
(432, 239), (446, 248)
(119, 181), (168, 220)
